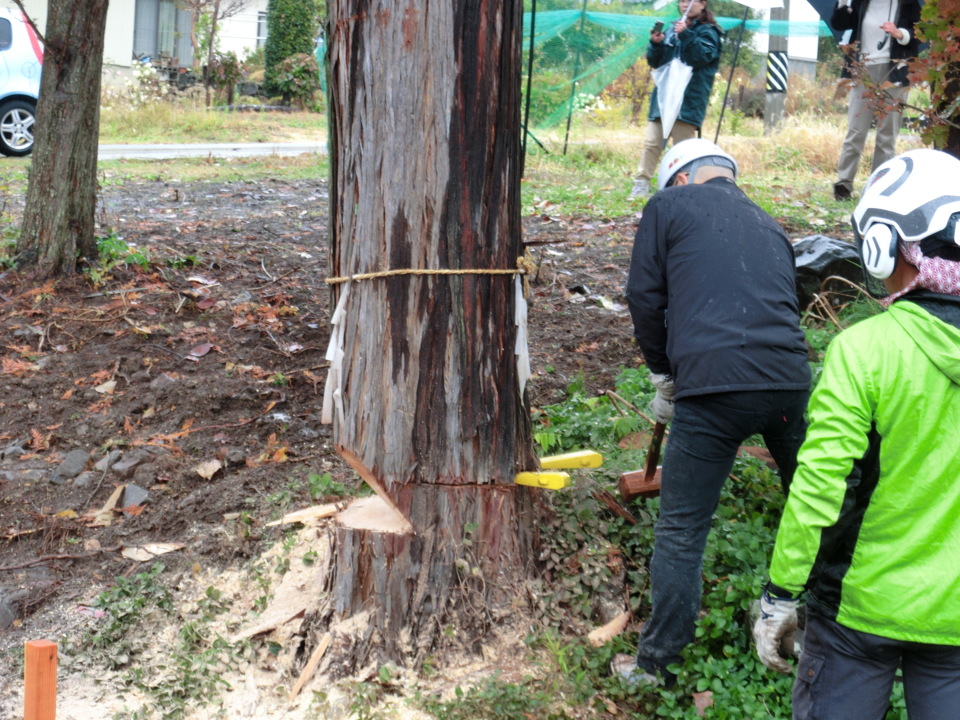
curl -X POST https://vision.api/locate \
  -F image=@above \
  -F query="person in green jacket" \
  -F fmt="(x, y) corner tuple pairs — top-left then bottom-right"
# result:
(753, 148), (960, 719)
(628, 0), (722, 200)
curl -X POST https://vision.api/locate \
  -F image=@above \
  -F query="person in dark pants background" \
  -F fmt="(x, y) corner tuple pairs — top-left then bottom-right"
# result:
(615, 138), (811, 687)
(830, 0), (920, 201)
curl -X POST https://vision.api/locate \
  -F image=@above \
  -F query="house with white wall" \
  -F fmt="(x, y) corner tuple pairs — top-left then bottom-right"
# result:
(0, 0), (268, 79)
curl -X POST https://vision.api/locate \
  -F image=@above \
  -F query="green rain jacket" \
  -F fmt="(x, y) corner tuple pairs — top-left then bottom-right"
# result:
(646, 19), (722, 129)
(770, 297), (960, 644)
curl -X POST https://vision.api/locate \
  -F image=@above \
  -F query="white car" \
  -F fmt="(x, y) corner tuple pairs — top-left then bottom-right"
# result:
(0, 7), (42, 156)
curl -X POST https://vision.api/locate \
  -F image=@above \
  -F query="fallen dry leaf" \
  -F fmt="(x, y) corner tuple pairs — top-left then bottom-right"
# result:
(186, 275), (217, 286)
(88, 369), (112, 384)
(586, 611), (630, 647)
(189, 342), (214, 358)
(22, 280), (56, 298)
(195, 459), (223, 479)
(87, 511), (115, 528)
(30, 429), (50, 451)
(1, 358), (37, 376)
(121, 542), (185, 562)
(693, 691), (714, 716)
(86, 399), (113, 413)
(94, 380), (117, 394)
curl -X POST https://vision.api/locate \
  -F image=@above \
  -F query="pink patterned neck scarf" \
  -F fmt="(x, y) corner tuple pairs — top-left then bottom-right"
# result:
(881, 241), (960, 307)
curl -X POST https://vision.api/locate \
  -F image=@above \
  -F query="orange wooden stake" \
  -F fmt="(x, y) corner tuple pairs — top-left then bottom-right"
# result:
(24, 640), (57, 720)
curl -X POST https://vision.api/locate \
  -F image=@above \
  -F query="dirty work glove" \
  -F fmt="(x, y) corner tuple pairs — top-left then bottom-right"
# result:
(753, 583), (800, 674)
(649, 373), (675, 424)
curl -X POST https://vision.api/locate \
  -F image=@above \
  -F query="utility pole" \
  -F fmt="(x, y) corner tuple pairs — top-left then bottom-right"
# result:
(763, 0), (789, 134)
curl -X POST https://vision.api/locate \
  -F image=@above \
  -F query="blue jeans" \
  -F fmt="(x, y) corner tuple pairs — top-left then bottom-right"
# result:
(635, 389), (809, 682)
(795, 609), (960, 720)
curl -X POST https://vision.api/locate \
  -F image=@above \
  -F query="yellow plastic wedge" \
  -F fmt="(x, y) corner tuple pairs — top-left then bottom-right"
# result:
(539, 450), (603, 469)
(514, 471), (572, 490)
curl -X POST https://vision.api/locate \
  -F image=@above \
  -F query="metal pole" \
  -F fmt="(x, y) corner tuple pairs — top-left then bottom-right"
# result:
(562, 0), (589, 156)
(714, 7), (749, 143)
(522, 0), (537, 172)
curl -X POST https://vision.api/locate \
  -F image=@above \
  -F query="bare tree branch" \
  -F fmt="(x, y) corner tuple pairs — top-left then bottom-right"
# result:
(8, 0), (47, 46)
(175, 0), (250, 72)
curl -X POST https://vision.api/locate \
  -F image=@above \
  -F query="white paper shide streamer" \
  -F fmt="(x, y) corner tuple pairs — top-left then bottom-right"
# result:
(321, 285), (350, 426)
(514, 276), (531, 396)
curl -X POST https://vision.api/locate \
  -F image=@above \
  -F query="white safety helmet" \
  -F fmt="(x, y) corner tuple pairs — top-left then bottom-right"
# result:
(853, 149), (960, 280)
(656, 138), (738, 190)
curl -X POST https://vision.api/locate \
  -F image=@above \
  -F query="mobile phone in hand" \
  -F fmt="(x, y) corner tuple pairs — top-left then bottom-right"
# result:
(653, 20), (664, 33)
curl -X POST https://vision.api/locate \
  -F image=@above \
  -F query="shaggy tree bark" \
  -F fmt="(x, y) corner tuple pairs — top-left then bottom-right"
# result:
(321, 0), (539, 665)
(14, 0), (108, 277)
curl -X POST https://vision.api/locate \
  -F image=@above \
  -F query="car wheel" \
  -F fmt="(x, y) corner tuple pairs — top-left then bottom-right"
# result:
(0, 100), (37, 157)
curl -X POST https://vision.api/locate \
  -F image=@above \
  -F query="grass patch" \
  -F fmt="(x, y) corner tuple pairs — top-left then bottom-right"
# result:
(522, 113), (924, 234)
(96, 153), (329, 184)
(99, 103), (327, 145)
(0, 153), (327, 193)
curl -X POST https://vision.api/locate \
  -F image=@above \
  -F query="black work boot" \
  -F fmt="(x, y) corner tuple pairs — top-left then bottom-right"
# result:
(833, 182), (852, 201)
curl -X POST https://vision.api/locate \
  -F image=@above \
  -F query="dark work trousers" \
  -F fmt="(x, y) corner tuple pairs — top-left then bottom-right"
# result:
(635, 389), (809, 682)
(794, 609), (960, 720)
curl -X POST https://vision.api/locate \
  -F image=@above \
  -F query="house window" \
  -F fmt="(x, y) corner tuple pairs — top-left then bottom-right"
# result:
(157, 0), (177, 58)
(257, 11), (268, 49)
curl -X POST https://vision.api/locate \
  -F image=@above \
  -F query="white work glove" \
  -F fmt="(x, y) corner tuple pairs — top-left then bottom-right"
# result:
(753, 585), (800, 674)
(649, 372), (675, 424)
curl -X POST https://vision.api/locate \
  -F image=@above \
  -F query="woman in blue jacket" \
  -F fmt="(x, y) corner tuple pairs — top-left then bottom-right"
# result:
(628, 0), (722, 199)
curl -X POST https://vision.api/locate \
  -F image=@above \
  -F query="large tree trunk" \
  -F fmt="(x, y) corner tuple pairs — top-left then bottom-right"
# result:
(320, 0), (539, 667)
(15, 0), (108, 276)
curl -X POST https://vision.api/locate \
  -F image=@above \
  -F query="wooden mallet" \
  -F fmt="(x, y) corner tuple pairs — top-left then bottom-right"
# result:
(618, 421), (665, 502)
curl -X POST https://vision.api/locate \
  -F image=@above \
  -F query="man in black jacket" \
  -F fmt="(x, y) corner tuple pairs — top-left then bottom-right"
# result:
(615, 139), (811, 687)
(831, 0), (921, 200)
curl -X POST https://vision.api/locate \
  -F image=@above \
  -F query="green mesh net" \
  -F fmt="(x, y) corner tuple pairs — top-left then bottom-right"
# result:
(524, 9), (834, 128)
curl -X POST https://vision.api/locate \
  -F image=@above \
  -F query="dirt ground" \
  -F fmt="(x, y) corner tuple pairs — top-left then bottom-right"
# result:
(0, 172), (640, 717)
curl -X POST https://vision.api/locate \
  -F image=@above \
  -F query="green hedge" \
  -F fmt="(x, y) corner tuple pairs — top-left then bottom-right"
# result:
(264, 0), (318, 99)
